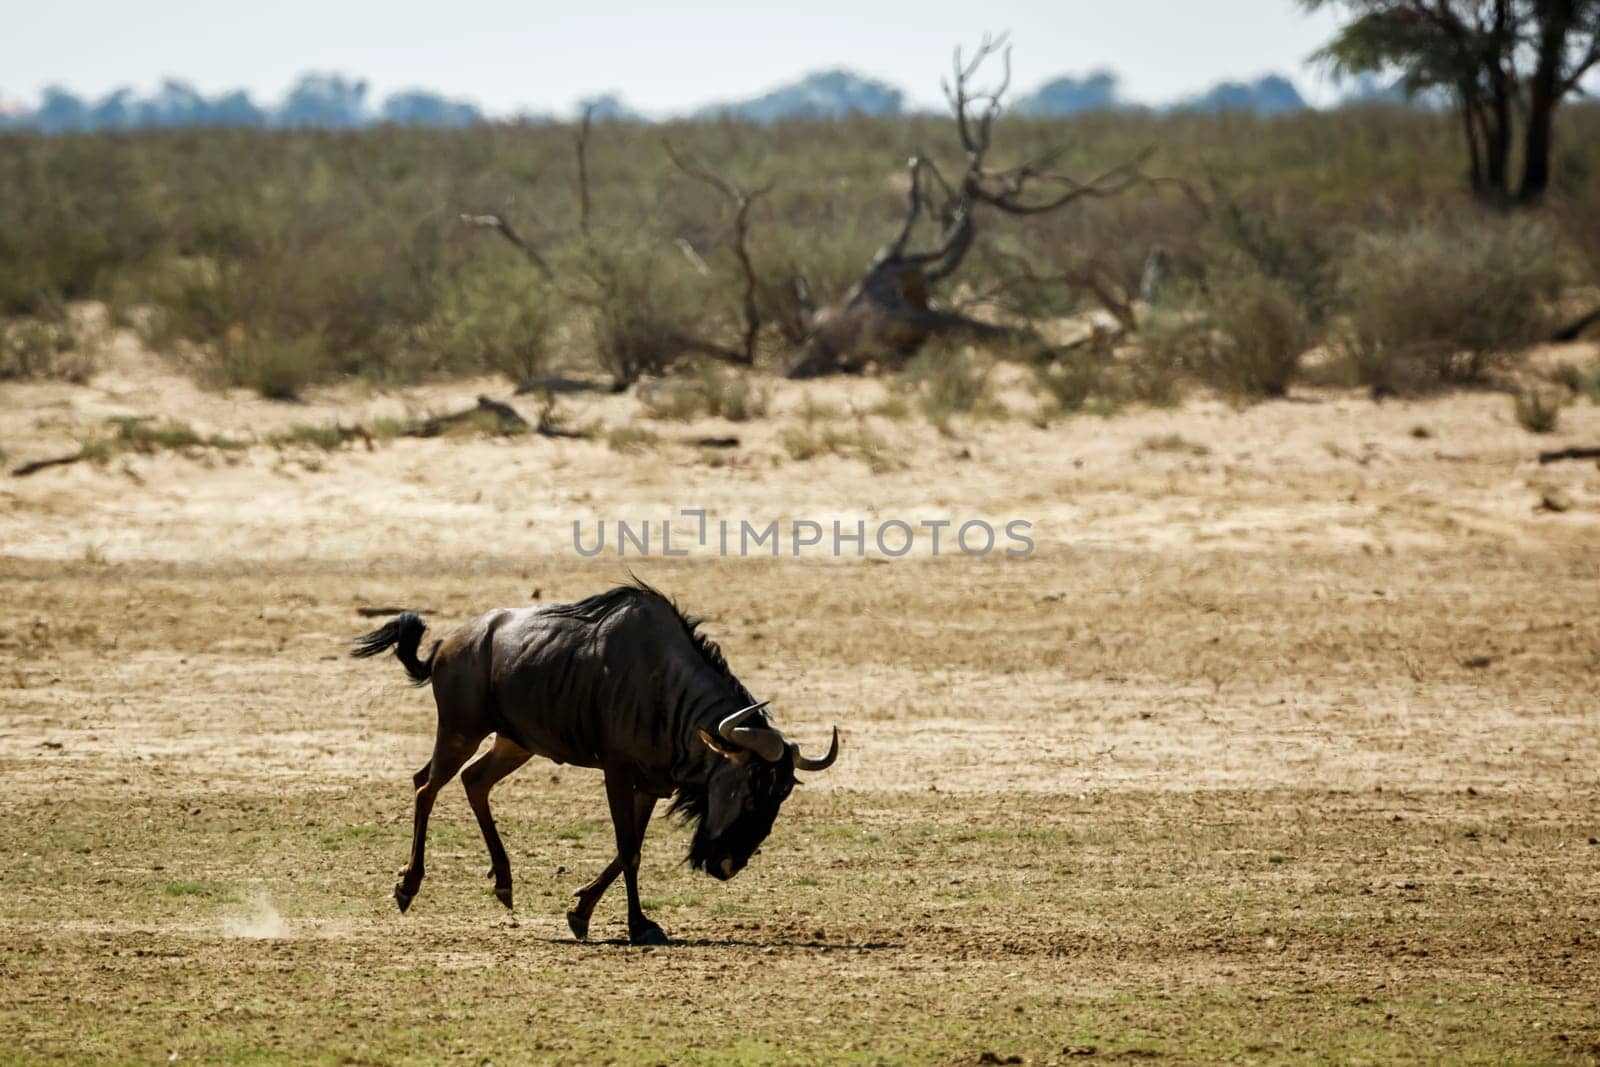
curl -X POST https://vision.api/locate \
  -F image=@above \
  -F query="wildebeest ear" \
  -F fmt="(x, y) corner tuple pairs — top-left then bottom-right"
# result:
(698, 729), (748, 762)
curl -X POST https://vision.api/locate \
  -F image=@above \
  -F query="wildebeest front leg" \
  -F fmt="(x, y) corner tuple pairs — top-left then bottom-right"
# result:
(566, 791), (655, 940)
(462, 734), (533, 909)
(575, 775), (664, 944)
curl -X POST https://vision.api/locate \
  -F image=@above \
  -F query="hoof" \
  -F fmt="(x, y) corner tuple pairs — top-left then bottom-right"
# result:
(493, 885), (513, 910)
(629, 923), (669, 947)
(394, 884), (414, 913)
(566, 907), (590, 941)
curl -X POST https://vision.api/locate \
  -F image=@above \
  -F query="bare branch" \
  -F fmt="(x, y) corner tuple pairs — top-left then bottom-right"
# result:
(991, 249), (1139, 332)
(457, 213), (553, 278)
(665, 141), (773, 364)
(574, 104), (595, 238)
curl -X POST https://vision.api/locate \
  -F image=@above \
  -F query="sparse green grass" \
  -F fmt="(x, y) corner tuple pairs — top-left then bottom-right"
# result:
(605, 424), (661, 453)
(1, 785), (1594, 1064)
(793, 391), (844, 424)
(1140, 433), (1212, 456)
(270, 423), (347, 451)
(76, 416), (244, 462)
(778, 420), (900, 472)
(638, 360), (772, 422)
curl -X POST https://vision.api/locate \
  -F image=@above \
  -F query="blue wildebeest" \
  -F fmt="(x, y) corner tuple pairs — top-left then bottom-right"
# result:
(351, 582), (839, 945)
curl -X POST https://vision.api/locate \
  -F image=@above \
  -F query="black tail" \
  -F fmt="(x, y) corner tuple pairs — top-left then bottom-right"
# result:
(351, 611), (436, 685)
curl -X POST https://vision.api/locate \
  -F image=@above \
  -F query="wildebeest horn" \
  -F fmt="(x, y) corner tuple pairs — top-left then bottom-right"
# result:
(790, 727), (840, 772)
(717, 702), (786, 762)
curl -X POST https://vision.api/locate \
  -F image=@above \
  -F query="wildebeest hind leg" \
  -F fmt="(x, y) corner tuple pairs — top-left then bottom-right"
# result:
(566, 790), (656, 941)
(462, 734), (533, 909)
(394, 731), (478, 913)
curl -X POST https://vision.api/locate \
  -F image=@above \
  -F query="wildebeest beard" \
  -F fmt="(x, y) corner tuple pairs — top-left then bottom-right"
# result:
(670, 758), (796, 879)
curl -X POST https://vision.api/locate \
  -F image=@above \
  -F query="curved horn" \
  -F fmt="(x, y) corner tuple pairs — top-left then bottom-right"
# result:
(790, 726), (840, 772)
(717, 702), (785, 762)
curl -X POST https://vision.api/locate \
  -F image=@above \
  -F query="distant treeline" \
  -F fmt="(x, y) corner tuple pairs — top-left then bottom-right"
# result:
(0, 74), (484, 133)
(0, 68), (1416, 133)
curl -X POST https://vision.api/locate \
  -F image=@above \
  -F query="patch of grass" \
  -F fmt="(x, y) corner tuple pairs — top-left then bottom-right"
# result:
(271, 424), (346, 451)
(899, 343), (1003, 428)
(794, 391), (844, 424)
(638, 361), (771, 422)
(77, 416), (244, 463)
(605, 425), (660, 453)
(1140, 433), (1211, 456)
(1514, 387), (1562, 434)
(867, 393), (911, 419)
(1, 315), (100, 383)
(778, 420), (900, 472)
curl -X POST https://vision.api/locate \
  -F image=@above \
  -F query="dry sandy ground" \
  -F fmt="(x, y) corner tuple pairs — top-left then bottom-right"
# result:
(1, 333), (1599, 1064)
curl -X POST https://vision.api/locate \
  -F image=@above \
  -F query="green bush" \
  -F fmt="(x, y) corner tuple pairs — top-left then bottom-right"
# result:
(3, 107), (1598, 392)
(1334, 220), (1566, 390)
(429, 264), (560, 384)
(575, 241), (709, 386)
(1033, 348), (1104, 412)
(1, 315), (98, 382)
(1196, 270), (1312, 399)
(1514, 388), (1562, 434)
(213, 334), (326, 400)
(899, 343), (1001, 426)
(637, 359), (771, 421)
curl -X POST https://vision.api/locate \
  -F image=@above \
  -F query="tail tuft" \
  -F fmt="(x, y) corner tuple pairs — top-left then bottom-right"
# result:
(351, 611), (436, 684)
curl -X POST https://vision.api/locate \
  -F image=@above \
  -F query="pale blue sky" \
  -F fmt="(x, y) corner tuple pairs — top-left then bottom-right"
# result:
(1, 0), (1348, 115)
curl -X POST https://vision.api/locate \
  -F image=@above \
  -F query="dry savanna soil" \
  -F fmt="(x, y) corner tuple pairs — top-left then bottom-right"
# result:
(2, 335), (1599, 1064)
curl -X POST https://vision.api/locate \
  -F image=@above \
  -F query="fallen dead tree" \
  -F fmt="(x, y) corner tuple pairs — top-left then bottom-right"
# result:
(407, 394), (590, 439)
(788, 35), (1188, 378)
(1537, 445), (1600, 464)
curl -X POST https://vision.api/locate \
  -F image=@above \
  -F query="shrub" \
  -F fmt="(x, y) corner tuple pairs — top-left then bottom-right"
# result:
(213, 334), (325, 400)
(1514, 388), (1562, 434)
(779, 421), (899, 472)
(1334, 220), (1565, 390)
(1195, 271), (1312, 399)
(1115, 313), (1196, 407)
(575, 241), (710, 387)
(898, 343), (1001, 427)
(429, 264), (561, 384)
(637, 360), (771, 421)
(1031, 342), (1106, 412)
(1, 315), (99, 382)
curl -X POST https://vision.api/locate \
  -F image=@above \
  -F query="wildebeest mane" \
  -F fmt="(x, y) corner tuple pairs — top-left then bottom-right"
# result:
(542, 580), (756, 706)
(539, 581), (758, 836)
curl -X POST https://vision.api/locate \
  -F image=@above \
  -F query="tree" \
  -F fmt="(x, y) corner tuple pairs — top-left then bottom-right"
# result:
(1304, 1), (1600, 203)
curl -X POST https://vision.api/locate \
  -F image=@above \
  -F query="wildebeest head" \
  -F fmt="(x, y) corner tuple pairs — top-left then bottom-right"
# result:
(686, 703), (839, 881)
